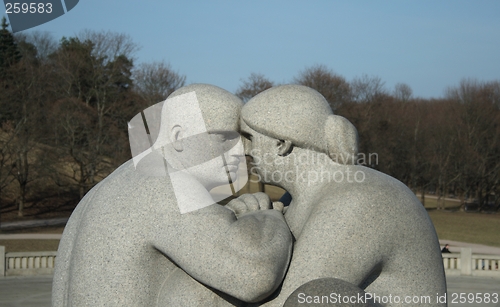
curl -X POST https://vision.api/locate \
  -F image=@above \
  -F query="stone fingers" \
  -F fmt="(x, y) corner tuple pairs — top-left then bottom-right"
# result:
(253, 192), (272, 210)
(237, 194), (261, 211)
(226, 198), (248, 216)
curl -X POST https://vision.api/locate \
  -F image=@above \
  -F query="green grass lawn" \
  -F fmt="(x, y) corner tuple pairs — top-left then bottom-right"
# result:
(0, 239), (60, 252)
(418, 196), (500, 247)
(426, 210), (500, 247)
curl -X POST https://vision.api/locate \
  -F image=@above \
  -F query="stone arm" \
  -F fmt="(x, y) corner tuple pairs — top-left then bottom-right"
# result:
(263, 199), (383, 306)
(153, 203), (293, 303)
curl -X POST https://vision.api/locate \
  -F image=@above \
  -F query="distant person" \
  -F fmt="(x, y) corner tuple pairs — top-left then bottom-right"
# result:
(441, 244), (451, 253)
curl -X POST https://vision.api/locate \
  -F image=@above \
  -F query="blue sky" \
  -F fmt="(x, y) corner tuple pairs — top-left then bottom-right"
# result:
(4, 0), (500, 98)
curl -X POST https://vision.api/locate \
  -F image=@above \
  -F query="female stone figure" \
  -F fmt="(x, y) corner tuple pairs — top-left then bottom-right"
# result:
(241, 85), (446, 307)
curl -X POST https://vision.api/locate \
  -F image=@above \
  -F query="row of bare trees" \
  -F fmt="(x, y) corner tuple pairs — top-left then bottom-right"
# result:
(0, 18), (185, 216)
(1, 19), (498, 216)
(236, 66), (500, 212)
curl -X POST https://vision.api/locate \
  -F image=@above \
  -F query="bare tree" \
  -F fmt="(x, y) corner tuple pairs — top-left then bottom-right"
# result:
(394, 83), (413, 102)
(133, 61), (186, 105)
(351, 74), (386, 103)
(50, 98), (119, 198)
(14, 31), (57, 63)
(77, 30), (139, 64)
(0, 58), (47, 216)
(235, 73), (274, 103)
(48, 30), (139, 197)
(0, 125), (16, 203)
(446, 78), (500, 211)
(485, 80), (500, 109)
(294, 65), (351, 111)
(49, 30), (138, 106)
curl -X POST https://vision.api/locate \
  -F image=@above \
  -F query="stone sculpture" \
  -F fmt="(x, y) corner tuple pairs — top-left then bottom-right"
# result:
(52, 84), (293, 306)
(53, 82), (447, 307)
(240, 85), (447, 307)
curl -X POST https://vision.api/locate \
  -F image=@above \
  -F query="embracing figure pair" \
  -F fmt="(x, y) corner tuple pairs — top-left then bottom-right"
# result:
(53, 84), (446, 307)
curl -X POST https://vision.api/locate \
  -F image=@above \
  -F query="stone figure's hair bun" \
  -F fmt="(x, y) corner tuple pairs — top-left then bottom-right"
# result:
(324, 115), (359, 165)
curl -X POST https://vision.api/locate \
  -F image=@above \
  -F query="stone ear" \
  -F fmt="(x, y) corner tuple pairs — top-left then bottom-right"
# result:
(324, 115), (359, 165)
(171, 125), (184, 152)
(277, 139), (293, 156)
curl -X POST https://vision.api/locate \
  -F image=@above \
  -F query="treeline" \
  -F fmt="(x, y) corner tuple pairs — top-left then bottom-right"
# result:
(0, 18), (186, 216)
(1, 19), (499, 216)
(235, 67), (500, 211)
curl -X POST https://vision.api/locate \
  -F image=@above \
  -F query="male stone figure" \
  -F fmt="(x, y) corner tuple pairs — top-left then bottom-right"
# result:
(241, 85), (447, 307)
(52, 84), (293, 306)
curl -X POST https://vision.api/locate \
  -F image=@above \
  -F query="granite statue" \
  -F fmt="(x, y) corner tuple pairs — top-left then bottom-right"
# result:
(52, 84), (293, 306)
(240, 85), (447, 307)
(53, 82), (447, 307)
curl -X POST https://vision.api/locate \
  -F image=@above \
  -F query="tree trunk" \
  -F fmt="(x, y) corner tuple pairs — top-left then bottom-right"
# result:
(18, 191), (25, 217)
(420, 187), (425, 207)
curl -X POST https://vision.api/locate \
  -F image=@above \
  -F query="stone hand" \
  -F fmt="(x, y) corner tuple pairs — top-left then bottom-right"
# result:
(226, 192), (273, 217)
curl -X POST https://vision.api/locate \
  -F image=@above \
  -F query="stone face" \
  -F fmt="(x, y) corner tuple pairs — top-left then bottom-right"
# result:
(241, 85), (358, 164)
(52, 84), (293, 306)
(241, 85), (333, 155)
(241, 85), (447, 307)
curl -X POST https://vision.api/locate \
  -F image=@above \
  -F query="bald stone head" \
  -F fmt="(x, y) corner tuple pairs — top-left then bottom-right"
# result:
(167, 83), (244, 133)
